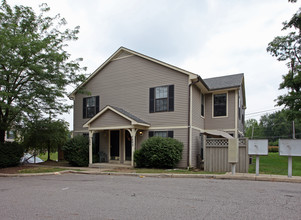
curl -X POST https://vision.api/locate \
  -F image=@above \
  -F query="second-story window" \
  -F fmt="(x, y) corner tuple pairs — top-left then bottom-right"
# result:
(155, 86), (168, 112)
(83, 96), (99, 118)
(213, 93), (227, 117)
(149, 85), (174, 113)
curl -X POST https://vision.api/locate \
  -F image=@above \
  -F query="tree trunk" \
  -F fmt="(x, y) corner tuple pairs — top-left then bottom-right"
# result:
(47, 142), (50, 161)
(0, 129), (5, 143)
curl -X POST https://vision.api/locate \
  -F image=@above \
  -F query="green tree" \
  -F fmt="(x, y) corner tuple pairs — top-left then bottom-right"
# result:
(267, 5), (301, 120)
(244, 119), (263, 139)
(0, 1), (86, 142)
(22, 118), (69, 161)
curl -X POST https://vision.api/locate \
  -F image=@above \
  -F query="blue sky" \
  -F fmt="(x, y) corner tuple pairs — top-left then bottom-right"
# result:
(9, 0), (298, 129)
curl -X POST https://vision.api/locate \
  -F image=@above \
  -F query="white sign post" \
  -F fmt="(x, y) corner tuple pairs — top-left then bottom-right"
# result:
(279, 139), (301, 178)
(248, 139), (268, 176)
(228, 139), (239, 175)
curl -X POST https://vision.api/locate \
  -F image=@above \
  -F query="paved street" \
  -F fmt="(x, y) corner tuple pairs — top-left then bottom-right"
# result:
(1, 174), (301, 220)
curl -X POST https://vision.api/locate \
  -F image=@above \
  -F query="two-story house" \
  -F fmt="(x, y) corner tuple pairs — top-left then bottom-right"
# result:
(69, 47), (246, 168)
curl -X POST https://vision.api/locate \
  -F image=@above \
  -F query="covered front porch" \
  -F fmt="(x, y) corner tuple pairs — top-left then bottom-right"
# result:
(83, 105), (150, 167)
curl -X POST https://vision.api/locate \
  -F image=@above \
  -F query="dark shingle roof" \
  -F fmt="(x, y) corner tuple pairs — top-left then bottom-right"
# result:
(109, 106), (149, 125)
(204, 73), (244, 90)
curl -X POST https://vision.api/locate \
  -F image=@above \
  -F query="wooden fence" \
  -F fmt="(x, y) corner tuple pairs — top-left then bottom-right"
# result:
(204, 138), (249, 173)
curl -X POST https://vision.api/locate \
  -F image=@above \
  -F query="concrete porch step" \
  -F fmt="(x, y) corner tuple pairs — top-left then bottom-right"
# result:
(89, 163), (132, 169)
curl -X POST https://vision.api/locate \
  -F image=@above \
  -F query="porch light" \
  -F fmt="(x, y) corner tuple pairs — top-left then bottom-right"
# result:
(139, 131), (143, 136)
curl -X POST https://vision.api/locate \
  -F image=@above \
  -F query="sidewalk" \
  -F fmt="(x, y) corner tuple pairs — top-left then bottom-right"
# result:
(1, 166), (301, 183)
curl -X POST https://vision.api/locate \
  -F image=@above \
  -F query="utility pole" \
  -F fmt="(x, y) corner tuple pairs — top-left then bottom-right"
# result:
(292, 120), (295, 139)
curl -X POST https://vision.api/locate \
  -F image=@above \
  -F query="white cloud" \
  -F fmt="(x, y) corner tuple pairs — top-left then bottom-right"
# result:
(6, 0), (299, 128)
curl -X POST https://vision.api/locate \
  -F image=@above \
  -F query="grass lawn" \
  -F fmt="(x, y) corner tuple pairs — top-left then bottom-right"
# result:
(38, 152), (58, 161)
(249, 152), (301, 176)
(18, 167), (82, 173)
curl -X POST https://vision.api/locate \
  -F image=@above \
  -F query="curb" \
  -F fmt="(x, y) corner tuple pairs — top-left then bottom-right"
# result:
(1, 170), (301, 183)
(68, 171), (301, 183)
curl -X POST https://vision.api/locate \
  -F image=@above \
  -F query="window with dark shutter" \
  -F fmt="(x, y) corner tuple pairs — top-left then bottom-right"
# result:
(168, 131), (174, 138)
(149, 131), (154, 138)
(149, 85), (174, 113)
(168, 85), (174, 111)
(83, 96), (99, 118)
(149, 88), (155, 113)
(149, 131), (173, 138)
(201, 93), (204, 117)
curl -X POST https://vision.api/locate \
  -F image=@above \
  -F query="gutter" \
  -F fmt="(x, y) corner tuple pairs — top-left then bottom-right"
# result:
(187, 75), (201, 168)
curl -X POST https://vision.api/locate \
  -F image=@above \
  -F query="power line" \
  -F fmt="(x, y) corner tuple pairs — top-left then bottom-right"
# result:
(245, 107), (283, 116)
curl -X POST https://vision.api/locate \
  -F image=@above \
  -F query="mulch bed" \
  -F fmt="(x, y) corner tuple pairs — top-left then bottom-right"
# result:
(0, 160), (71, 174)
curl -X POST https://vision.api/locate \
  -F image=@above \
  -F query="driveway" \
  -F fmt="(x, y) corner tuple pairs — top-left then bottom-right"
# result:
(1, 174), (300, 219)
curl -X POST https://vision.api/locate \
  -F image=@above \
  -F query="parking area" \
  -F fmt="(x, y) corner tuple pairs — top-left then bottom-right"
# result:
(1, 174), (301, 219)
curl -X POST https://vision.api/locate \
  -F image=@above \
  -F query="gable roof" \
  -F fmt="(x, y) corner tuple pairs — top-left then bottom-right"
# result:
(83, 105), (150, 128)
(69, 46), (201, 98)
(204, 73), (244, 90)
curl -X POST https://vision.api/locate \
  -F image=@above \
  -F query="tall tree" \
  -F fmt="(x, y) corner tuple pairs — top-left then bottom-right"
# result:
(0, 1), (86, 142)
(267, 5), (301, 120)
(22, 118), (69, 161)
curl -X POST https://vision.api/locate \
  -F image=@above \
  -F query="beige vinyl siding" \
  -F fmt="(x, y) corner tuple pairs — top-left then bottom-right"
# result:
(90, 110), (131, 128)
(204, 90), (236, 130)
(191, 85), (205, 129)
(173, 128), (188, 168)
(114, 50), (132, 59)
(238, 87), (245, 134)
(191, 128), (202, 167)
(74, 55), (189, 132)
(99, 131), (109, 158)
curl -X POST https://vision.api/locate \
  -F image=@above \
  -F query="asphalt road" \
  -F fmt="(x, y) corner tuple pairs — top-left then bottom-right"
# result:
(0, 174), (301, 220)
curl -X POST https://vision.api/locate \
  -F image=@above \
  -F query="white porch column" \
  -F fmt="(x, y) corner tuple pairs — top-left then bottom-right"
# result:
(89, 130), (94, 165)
(127, 128), (138, 167)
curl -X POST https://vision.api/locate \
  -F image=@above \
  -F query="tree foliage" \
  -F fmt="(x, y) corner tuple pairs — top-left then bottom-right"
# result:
(63, 135), (89, 167)
(267, 6), (301, 120)
(245, 111), (301, 145)
(22, 118), (69, 160)
(0, 142), (24, 168)
(0, 1), (86, 142)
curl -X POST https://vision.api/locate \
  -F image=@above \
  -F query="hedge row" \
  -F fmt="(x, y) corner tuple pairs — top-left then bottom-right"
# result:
(0, 142), (24, 168)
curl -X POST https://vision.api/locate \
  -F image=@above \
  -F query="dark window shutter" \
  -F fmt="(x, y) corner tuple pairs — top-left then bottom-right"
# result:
(149, 131), (154, 138)
(149, 88), (155, 113)
(168, 85), (174, 111)
(168, 131), (174, 138)
(83, 98), (87, 118)
(96, 96), (100, 113)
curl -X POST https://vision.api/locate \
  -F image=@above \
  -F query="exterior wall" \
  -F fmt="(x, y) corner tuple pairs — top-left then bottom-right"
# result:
(73, 55), (189, 133)
(204, 90), (236, 131)
(99, 131), (109, 161)
(191, 85), (205, 129)
(145, 128), (188, 168)
(238, 87), (245, 135)
(191, 128), (202, 167)
(90, 110), (131, 128)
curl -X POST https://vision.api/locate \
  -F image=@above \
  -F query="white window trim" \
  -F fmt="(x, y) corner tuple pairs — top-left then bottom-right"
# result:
(212, 92), (228, 118)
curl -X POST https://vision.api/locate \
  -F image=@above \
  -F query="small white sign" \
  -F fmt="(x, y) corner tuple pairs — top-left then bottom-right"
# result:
(279, 139), (301, 156)
(248, 139), (268, 155)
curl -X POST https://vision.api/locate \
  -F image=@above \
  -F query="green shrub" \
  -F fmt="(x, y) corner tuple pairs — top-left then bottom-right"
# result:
(0, 142), (24, 168)
(62, 135), (89, 167)
(268, 146), (279, 153)
(134, 136), (183, 168)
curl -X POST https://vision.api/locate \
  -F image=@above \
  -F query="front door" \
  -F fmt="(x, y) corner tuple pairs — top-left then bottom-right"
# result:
(110, 130), (119, 160)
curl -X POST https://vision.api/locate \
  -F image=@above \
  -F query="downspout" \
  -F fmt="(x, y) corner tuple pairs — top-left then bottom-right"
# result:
(187, 76), (201, 168)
